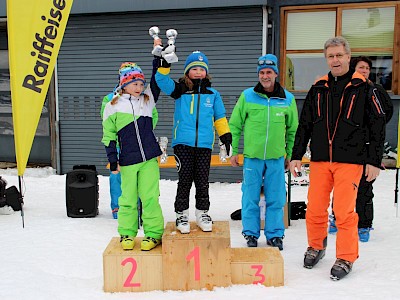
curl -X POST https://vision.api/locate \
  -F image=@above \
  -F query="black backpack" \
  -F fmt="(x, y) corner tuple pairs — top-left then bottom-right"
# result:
(375, 84), (393, 123)
(368, 80), (394, 123)
(5, 186), (23, 211)
(0, 177), (7, 207)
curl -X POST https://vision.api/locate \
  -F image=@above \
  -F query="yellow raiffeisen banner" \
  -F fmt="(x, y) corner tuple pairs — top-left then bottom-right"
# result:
(7, 0), (73, 176)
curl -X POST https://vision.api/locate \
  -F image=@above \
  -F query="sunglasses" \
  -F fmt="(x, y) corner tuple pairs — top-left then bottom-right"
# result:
(258, 60), (276, 66)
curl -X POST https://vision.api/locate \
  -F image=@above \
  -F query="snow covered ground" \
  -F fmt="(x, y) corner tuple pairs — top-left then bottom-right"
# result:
(0, 167), (399, 299)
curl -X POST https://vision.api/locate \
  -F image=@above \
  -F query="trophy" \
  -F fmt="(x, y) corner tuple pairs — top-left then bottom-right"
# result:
(219, 138), (228, 163)
(158, 136), (169, 164)
(149, 26), (163, 57)
(161, 29), (178, 64)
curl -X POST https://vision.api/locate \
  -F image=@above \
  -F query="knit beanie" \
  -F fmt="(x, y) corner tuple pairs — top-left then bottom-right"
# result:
(184, 51), (209, 74)
(118, 62), (145, 88)
(257, 54), (279, 74)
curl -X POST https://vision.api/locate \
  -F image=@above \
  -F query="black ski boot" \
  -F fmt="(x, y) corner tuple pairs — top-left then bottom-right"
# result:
(330, 258), (353, 280)
(303, 247), (326, 269)
(267, 237), (283, 251)
(243, 234), (258, 247)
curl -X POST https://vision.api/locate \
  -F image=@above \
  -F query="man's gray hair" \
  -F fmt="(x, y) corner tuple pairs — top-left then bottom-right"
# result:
(324, 36), (351, 57)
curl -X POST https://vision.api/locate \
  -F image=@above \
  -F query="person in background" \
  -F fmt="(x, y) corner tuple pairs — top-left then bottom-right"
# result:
(229, 54), (298, 250)
(102, 58), (164, 251)
(101, 92), (159, 220)
(155, 48), (232, 234)
(328, 56), (393, 242)
(290, 37), (386, 280)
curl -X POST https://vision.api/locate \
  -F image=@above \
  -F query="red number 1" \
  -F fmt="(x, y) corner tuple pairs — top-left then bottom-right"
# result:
(121, 257), (141, 287)
(186, 246), (201, 281)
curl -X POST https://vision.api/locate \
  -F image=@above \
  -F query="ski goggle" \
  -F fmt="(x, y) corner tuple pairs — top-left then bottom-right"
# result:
(258, 59), (276, 67)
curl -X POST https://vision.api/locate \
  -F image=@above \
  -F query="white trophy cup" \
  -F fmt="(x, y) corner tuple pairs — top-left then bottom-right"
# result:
(149, 26), (163, 57)
(158, 136), (169, 164)
(219, 138), (228, 163)
(161, 29), (178, 64)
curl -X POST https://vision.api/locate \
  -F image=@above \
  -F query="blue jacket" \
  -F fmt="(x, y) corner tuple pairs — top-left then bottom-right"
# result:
(155, 67), (230, 149)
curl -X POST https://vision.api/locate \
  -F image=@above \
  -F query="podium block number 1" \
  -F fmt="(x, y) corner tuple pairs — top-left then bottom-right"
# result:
(186, 246), (201, 281)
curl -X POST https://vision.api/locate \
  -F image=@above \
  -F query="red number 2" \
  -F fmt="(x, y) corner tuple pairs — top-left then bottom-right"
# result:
(186, 246), (201, 281)
(121, 257), (141, 287)
(251, 265), (265, 284)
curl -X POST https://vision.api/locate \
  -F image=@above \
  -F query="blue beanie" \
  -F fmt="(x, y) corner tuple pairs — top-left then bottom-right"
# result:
(257, 54), (279, 74)
(184, 51), (209, 74)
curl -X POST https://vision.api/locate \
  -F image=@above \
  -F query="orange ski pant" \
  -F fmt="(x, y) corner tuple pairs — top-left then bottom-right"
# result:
(306, 162), (363, 262)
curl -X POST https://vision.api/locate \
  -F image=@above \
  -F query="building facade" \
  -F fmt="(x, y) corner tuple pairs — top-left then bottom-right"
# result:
(0, 0), (399, 182)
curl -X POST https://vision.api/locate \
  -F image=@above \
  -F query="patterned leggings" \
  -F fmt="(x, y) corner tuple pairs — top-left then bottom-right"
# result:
(173, 144), (212, 212)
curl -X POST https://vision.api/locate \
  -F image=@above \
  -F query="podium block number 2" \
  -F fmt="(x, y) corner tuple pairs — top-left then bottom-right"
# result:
(121, 257), (141, 288)
(186, 246), (201, 281)
(251, 265), (265, 284)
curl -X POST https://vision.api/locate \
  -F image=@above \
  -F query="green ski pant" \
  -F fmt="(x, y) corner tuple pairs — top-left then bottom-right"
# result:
(118, 158), (164, 239)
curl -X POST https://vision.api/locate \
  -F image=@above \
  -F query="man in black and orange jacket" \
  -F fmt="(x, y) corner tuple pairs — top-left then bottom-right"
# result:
(289, 36), (386, 281)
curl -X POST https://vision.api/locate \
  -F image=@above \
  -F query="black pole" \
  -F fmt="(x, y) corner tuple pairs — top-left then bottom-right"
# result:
(18, 175), (24, 228)
(395, 169), (399, 218)
(287, 171), (291, 226)
(395, 168), (399, 204)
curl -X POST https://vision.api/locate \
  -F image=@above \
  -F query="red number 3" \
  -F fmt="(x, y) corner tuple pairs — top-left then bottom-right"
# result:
(251, 265), (265, 284)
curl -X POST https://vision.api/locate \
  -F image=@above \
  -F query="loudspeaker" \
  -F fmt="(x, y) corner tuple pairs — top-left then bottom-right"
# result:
(66, 165), (99, 218)
(290, 201), (307, 220)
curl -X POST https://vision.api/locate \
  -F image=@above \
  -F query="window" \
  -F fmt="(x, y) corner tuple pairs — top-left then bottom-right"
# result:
(0, 48), (12, 135)
(342, 7), (395, 90)
(281, 2), (399, 94)
(286, 11), (336, 50)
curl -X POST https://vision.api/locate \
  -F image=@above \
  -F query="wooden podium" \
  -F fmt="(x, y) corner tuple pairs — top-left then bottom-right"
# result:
(103, 221), (284, 292)
(162, 221), (231, 290)
(103, 237), (163, 292)
(231, 247), (284, 286)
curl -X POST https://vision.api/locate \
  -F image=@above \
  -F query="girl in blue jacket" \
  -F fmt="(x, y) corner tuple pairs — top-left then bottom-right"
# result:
(156, 51), (232, 233)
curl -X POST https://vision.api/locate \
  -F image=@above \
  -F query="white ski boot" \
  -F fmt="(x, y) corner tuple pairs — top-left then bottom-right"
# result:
(176, 210), (190, 234)
(195, 209), (212, 232)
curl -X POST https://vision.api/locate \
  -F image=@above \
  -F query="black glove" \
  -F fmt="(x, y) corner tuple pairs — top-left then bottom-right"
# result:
(110, 162), (118, 172)
(220, 132), (232, 157)
(155, 56), (171, 68)
(161, 43), (178, 65)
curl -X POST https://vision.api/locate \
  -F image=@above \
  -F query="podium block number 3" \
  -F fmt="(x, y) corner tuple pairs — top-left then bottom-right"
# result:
(186, 246), (200, 281)
(251, 265), (265, 284)
(121, 257), (141, 287)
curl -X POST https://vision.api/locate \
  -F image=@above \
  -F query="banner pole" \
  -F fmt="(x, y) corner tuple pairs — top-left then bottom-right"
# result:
(18, 175), (25, 228)
(395, 169), (399, 218)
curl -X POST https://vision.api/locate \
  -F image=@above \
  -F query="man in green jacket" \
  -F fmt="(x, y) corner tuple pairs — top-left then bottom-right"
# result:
(229, 54), (298, 249)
